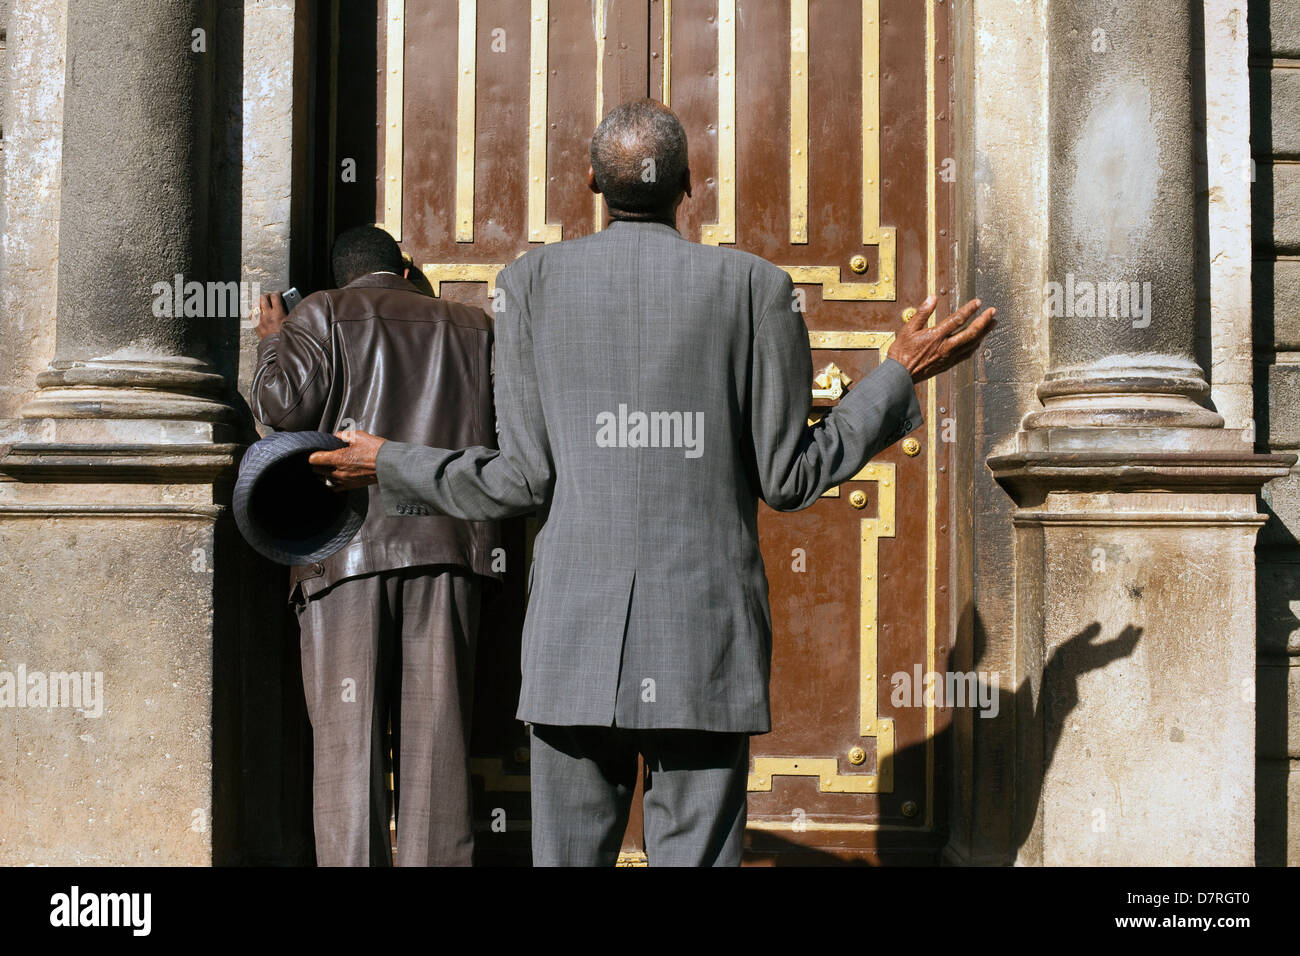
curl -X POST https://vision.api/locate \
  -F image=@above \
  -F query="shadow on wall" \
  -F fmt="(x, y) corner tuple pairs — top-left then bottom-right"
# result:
(748, 611), (1143, 865)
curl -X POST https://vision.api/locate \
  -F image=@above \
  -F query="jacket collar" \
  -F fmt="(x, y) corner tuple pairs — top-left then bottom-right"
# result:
(606, 219), (685, 240)
(344, 272), (420, 293)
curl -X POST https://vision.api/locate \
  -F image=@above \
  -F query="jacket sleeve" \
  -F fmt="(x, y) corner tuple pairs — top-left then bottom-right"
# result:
(750, 270), (923, 512)
(250, 297), (334, 431)
(374, 262), (554, 521)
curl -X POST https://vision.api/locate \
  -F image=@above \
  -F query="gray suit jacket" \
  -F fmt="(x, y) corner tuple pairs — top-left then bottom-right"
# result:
(376, 220), (922, 733)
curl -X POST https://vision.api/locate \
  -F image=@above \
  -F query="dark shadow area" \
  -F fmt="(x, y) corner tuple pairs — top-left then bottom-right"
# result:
(208, 0), (317, 864)
(1247, 0), (1295, 868)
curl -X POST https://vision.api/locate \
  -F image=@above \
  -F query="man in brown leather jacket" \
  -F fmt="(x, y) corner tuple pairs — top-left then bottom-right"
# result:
(250, 225), (499, 866)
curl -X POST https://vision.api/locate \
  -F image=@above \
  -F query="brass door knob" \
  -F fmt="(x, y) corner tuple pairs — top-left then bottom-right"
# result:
(849, 490), (868, 509)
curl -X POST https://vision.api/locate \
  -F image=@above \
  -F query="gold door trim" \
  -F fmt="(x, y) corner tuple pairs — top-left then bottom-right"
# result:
(701, 0), (736, 245)
(661, 0), (672, 105)
(859, 0), (895, 297)
(455, 0), (478, 242)
(748, 463), (897, 795)
(423, 262), (504, 295)
(779, 264), (891, 301)
(377, 0), (404, 240)
(789, 0), (809, 245)
(592, 0), (608, 232)
(529, 0), (563, 243)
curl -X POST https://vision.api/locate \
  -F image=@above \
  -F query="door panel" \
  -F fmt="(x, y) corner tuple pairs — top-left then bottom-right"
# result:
(323, 0), (954, 865)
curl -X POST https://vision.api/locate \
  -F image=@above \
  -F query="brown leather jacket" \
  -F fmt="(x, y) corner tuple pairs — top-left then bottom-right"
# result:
(250, 272), (501, 600)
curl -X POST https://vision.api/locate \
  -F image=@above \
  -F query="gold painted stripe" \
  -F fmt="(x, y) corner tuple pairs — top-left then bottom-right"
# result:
(379, 0), (404, 240)
(790, 0), (808, 244)
(924, 0), (938, 831)
(455, 0), (477, 242)
(860, 0), (896, 298)
(748, 819), (932, 833)
(807, 329), (894, 355)
(528, 0), (561, 243)
(593, 0), (607, 232)
(662, 0), (672, 105)
(702, 0), (736, 245)
(780, 264), (891, 301)
(860, 463), (895, 740)
(747, 462), (896, 795)
(423, 262), (504, 295)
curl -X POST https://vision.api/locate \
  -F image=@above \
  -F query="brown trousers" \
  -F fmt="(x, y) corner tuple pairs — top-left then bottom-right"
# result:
(295, 566), (480, 866)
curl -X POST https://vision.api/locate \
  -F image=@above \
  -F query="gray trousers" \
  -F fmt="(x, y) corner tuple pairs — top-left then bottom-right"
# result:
(296, 566), (480, 866)
(529, 724), (750, 866)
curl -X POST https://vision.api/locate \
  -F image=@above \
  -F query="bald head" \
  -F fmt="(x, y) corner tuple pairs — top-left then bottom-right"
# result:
(589, 100), (689, 216)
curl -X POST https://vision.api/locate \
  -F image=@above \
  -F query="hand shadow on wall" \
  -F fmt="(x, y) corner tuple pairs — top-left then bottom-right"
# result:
(746, 615), (1143, 865)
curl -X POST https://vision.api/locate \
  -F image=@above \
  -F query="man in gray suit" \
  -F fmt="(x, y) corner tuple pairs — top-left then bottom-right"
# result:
(310, 100), (996, 866)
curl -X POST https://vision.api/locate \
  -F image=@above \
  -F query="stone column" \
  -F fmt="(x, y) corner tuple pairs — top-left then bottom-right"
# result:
(0, 0), (241, 864)
(23, 0), (232, 424)
(1026, 0), (1223, 437)
(988, 0), (1295, 864)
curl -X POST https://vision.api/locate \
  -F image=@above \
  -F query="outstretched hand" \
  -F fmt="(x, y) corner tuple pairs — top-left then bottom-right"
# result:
(308, 430), (387, 490)
(889, 295), (997, 384)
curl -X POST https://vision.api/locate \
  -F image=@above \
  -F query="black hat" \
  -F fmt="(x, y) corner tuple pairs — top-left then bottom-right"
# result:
(233, 430), (368, 566)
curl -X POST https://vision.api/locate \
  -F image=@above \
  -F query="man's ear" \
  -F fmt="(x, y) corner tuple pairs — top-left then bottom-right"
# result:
(587, 167), (602, 195)
(681, 166), (692, 199)
(403, 266), (411, 280)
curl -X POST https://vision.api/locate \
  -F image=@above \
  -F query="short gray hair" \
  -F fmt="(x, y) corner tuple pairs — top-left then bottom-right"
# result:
(589, 100), (688, 213)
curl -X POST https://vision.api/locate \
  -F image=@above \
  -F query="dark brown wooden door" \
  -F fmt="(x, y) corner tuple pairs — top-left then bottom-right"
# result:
(322, 0), (954, 865)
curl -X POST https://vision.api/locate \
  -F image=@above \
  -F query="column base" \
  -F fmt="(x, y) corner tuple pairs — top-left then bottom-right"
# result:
(988, 444), (1294, 865)
(0, 378), (243, 862)
(1023, 358), (1225, 431)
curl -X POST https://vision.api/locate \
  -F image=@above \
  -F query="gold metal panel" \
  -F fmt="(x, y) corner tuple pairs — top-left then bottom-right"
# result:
(702, 0), (736, 245)
(423, 263), (504, 295)
(378, 0), (404, 240)
(455, 0), (477, 242)
(528, 0), (562, 243)
(860, 0), (895, 299)
(748, 463), (897, 795)
(781, 264), (892, 301)
(592, 0), (607, 232)
(661, 0), (672, 105)
(789, 0), (809, 244)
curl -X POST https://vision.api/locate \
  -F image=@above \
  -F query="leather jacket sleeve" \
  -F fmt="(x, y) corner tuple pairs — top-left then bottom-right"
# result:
(251, 296), (334, 431)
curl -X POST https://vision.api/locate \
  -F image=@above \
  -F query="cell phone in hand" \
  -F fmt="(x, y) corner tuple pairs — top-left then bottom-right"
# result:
(282, 287), (303, 312)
